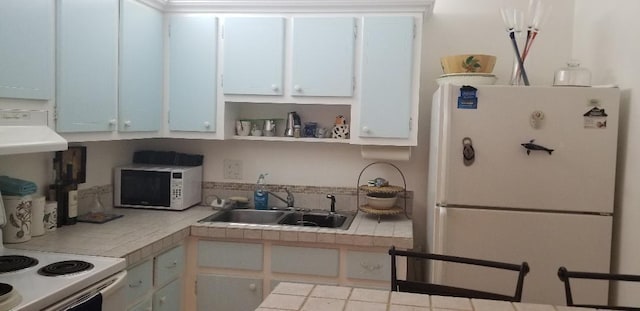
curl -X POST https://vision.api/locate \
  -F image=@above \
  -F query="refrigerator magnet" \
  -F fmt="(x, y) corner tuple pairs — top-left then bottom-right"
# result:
(583, 107), (608, 129)
(457, 85), (478, 109)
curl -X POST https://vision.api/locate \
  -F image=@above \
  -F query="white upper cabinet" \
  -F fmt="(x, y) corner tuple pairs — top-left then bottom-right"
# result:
(291, 17), (355, 97)
(222, 17), (285, 96)
(56, 0), (118, 133)
(0, 0), (53, 100)
(356, 16), (416, 142)
(168, 14), (218, 132)
(119, 0), (163, 132)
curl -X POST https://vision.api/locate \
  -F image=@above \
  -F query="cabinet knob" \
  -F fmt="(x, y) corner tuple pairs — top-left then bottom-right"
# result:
(128, 280), (143, 288)
(294, 85), (302, 92)
(271, 84), (279, 92)
(159, 296), (166, 304)
(124, 120), (132, 127)
(204, 121), (210, 128)
(249, 283), (256, 291)
(166, 261), (177, 269)
(109, 119), (117, 126)
(362, 126), (370, 133)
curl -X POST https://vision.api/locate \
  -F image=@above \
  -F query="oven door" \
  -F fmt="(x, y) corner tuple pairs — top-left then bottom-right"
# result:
(43, 271), (127, 311)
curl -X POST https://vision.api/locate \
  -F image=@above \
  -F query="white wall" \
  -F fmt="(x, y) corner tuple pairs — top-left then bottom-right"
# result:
(573, 1), (640, 306)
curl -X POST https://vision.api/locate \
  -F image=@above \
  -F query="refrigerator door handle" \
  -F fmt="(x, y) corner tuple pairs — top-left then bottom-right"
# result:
(432, 205), (447, 283)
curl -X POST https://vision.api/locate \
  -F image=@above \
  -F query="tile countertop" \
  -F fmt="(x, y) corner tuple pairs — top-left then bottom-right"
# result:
(6, 206), (413, 266)
(258, 282), (600, 311)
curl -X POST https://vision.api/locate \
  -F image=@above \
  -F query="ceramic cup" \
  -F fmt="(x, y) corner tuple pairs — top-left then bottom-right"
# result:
(44, 201), (57, 232)
(304, 122), (317, 137)
(236, 120), (252, 136)
(2, 195), (32, 243)
(263, 119), (277, 137)
(31, 195), (45, 237)
(251, 128), (263, 136)
(315, 127), (328, 138)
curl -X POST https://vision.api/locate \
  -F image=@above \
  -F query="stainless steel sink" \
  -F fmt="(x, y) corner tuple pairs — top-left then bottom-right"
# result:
(199, 209), (288, 224)
(198, 209), (356, 230)
(278, 212), (350, 229)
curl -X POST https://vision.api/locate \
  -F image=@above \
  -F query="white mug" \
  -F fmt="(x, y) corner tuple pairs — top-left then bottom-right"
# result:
(236, 120), (252, 136)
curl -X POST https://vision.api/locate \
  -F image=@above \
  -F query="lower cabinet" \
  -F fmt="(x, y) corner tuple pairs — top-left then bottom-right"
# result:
(126, 245), (185, 310)
(196, 274), (263, 311)
(189, 238), (397, 310)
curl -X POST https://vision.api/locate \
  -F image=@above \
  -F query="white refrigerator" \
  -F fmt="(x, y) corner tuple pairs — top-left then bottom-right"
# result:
(426, 84), (619, 305)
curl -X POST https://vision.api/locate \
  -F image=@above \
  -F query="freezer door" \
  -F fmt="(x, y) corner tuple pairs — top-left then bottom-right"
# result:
(432, 206), (612, 305)
(436, 85), (619, 213)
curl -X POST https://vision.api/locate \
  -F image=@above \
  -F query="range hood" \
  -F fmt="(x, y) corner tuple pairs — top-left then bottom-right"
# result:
(0, 110), (68, 155)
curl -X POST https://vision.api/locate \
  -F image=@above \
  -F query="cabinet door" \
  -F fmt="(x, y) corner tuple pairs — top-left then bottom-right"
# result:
(119, 0), (163, 132)
(197, 274), (263, 311)
(0, 0), (53, 100)
(222, 17), (284, 95)
(169, 15), (217, 132)
(359, 16), (414, 138)
(128, 297), (152, 311)
(56, 0), (118, 133)
(153, 278), (182, 311)
(127, 260), (153, 304)
(291, 17), (355, 97)
(154, 245), (185, 287)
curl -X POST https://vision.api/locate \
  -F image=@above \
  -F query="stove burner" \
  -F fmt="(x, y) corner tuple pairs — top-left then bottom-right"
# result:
(0, 255), (39, 273)
(38, 260), (94, 276)
(0, 283), (12, 296)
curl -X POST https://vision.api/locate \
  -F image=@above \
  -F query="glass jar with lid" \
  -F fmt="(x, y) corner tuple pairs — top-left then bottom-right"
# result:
(553, 60), (591, 86)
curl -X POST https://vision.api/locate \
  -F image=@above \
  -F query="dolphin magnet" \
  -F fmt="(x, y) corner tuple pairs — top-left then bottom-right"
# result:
(521, 139), (554, 155)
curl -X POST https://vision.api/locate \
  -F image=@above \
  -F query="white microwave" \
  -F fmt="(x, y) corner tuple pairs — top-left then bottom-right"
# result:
(114, 164), (202, 211)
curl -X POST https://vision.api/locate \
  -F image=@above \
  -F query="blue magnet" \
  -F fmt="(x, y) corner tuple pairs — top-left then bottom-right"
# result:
(457, 85), (478, 109)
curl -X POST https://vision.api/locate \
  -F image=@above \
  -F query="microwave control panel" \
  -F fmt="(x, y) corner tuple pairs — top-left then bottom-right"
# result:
(171, 172), (184, 203)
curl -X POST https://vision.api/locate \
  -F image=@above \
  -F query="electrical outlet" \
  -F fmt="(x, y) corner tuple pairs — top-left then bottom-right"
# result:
(223, 159), (242, 180)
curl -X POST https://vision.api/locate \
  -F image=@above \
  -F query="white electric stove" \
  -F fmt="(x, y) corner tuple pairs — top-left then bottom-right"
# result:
(0, 195), (126, 311)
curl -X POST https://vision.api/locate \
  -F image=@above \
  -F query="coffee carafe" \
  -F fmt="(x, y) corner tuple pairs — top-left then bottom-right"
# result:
(284, 112), (301, 137)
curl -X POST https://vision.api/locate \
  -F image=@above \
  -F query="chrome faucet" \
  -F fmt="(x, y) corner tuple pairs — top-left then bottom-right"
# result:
(267, 188), (295, 208)
(326, 194), (336, 214)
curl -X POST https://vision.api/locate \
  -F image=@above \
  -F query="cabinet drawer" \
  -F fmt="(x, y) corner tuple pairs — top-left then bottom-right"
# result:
(153, 278), (182, 311)
(155, 245), (185, 287)
(198, 240), (263, 270)
(128, 296), (152, 311)
(271, 245), (338, 277)
(127, 260), (153, 303)
(346, 250), (391, 281)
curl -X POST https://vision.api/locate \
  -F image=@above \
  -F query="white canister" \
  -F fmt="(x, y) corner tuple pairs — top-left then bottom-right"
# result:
(2, 195), (32, 243)
(31, 195), (46, 237)
(44, 201), (57, 232)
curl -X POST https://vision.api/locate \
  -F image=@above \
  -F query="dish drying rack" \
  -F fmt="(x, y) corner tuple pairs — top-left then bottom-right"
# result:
(356, 161), (409, 222)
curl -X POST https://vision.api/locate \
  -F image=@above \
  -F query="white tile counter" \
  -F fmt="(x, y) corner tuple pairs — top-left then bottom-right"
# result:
(257, 282), (601, 311)
(7, 206), (413, 267)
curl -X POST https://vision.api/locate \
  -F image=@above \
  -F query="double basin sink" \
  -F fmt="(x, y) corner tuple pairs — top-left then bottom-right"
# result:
(199, 208), (357, 230)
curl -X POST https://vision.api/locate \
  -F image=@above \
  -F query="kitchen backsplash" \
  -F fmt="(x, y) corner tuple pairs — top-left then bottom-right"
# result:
(78, 182), (414, 216)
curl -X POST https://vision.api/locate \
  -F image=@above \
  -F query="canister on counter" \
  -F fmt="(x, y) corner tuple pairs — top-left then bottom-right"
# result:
(44, 201), (58, 232)
(2, 195), (32, 243)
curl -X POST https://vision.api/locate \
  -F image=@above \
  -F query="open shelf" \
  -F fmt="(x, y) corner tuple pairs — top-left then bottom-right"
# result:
(231, 135), (350, 144)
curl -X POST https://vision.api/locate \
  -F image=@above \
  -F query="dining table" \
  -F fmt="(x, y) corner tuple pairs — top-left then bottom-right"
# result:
(256, 282), (601, 311)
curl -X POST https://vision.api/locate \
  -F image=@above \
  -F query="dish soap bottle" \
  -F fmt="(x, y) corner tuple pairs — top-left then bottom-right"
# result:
(254, 173), (269, 210)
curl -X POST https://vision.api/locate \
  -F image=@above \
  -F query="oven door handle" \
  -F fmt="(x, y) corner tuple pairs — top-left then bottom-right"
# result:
(44, 271), (127, 311)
